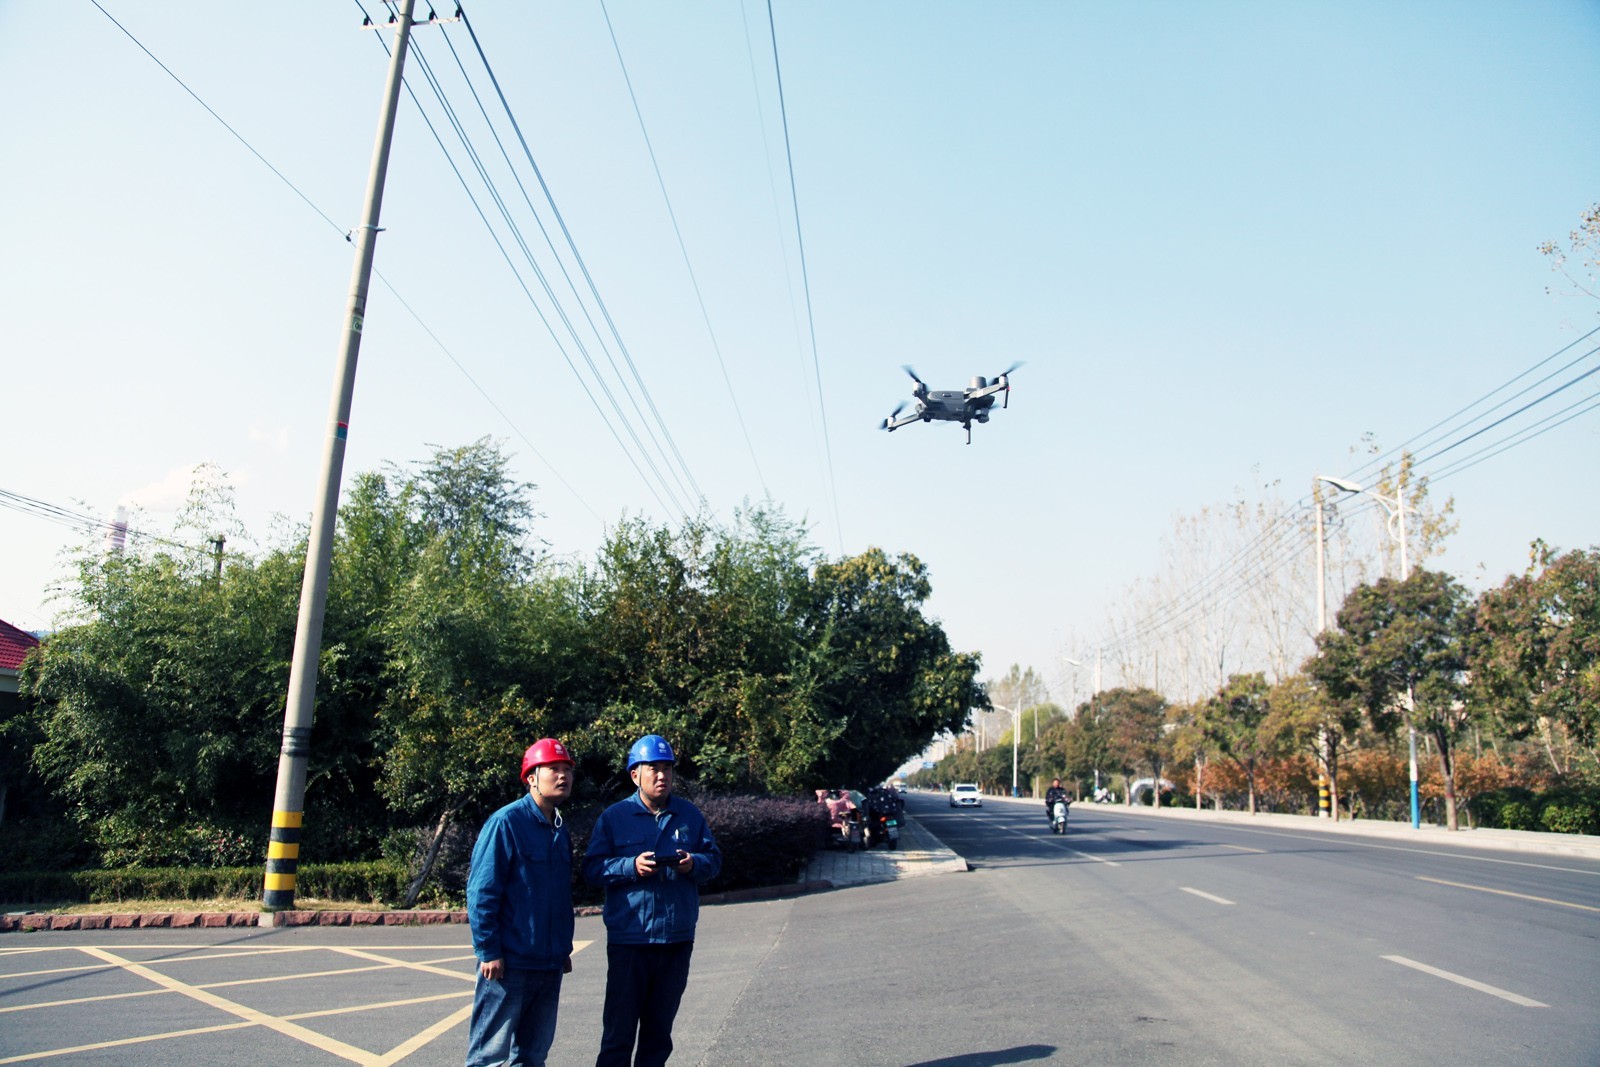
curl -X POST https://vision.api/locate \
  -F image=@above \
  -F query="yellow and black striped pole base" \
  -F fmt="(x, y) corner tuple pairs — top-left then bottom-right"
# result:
(263, 810), (303, 910)
(1318, 777), (1330, 817)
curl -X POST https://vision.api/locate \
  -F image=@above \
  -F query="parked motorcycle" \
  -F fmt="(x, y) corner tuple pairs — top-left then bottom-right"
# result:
(817, 788), (864, 851)
(862, 786), (904, 850)
(1050, 798), (1070, 834)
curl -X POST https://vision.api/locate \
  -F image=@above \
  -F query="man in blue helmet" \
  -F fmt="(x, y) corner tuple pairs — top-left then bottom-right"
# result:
(583, 734), (722, 1067)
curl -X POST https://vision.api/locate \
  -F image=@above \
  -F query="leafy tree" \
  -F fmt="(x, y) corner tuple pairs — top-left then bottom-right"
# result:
(1471, 543), (1600, 776)
(1097, 687), (1171, 806)
(1264, 671), (1364, 821)
(1313, 570), (1473, 829)
(804, 548), (983, 788)
(23, 474), (293, 865)
(1194, 673), (1279, 814)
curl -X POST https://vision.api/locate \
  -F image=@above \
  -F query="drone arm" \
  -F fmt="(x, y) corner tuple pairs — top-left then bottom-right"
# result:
(883, 411), (923, 431)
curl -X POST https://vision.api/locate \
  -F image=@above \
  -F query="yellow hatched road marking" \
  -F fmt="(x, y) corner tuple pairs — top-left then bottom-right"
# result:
(76, 946), (384, 1065)
(1416, 875), (1600, 913)
(0, 1020), (256, 1064)
(374, 1004), (475, 1067)
(285, 990), (471, 1021)
(1, 942), (571, 1065)
(0, 987), (169, 1015)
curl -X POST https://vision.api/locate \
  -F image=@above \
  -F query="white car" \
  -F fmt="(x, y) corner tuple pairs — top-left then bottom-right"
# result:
(949, 783), (982, 808)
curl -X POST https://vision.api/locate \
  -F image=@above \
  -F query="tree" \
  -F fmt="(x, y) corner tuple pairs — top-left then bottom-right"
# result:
(1539, 202), (1600, 306)
(1265, 670), (1364, 820)
(1195, 673), (1279, 814)
(1471, 542), (1600, 775)
(1313, 570), (1473, 829)
(24, 472), (294, 866)
(1098, 687), (1171, 806)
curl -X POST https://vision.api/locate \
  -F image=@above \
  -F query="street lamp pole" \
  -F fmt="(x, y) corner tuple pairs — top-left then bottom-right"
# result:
(1316, 472), (1419, 828)
(1314, 475), (1363, 821)
(993, 701), (1022, 797)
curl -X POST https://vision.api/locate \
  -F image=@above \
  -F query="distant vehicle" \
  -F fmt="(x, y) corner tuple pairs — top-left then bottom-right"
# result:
(949, 783), (982, 808)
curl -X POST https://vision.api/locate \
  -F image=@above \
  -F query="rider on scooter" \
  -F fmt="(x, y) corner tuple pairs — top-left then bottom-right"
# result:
(1044, 778), (1070, 823)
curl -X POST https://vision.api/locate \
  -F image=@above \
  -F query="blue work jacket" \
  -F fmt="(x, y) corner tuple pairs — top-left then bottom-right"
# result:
(582, 793), (722, 945)
(467, 794), (575, 971)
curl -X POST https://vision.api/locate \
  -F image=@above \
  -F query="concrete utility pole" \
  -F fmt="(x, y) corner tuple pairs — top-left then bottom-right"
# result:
(262, 0), (418, 915)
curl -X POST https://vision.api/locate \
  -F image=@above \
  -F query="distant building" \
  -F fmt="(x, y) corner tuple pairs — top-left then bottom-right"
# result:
(0, 617), (41, 698)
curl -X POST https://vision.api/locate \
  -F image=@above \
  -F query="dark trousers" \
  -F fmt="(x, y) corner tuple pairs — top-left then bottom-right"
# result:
(595, 941), (694, 1067)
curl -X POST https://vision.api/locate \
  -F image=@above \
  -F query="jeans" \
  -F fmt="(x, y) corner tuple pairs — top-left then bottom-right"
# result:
(595, 942), (694, 1067)
(466, 967), (563, 1067)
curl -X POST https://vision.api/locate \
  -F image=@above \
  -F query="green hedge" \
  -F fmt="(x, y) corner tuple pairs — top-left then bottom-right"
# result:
(0, 861), (407, 907)
(1469, 786), (1600, 835)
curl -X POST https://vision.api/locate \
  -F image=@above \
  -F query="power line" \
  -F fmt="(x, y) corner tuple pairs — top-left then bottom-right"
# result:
(765, 0), (844, 552)
(455, 5), (709, 510)
(1090, 330), (1600, 672)
(598, 0), (769, 497)
(377, 16), (691, 519)
(95, 0), (606, 526)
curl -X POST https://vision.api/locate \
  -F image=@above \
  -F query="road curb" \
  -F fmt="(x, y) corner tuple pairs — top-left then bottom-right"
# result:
(977, 793), (1600, 859)
(1, 881), (845, 934)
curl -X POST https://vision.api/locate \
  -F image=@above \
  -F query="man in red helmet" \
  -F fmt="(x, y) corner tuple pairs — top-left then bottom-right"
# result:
(466, 738), (576, 1067)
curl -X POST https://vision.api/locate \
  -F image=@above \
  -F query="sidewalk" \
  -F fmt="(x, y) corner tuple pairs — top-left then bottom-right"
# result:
(981, 793), (1600, 860)
(799, 814), (968, 889)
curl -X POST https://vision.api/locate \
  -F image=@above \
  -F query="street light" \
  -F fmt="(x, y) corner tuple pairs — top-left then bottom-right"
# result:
(1314, 476), (1362, 821)
(1314, 472), (1419, 829)
(993, 700), (1022, 797)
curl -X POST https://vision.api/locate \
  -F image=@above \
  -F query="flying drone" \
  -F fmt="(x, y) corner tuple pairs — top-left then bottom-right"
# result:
(880, 363), (1022, 444)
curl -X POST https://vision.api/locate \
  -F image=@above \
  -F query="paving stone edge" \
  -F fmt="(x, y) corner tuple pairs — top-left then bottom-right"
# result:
(1, 881), (837, 933)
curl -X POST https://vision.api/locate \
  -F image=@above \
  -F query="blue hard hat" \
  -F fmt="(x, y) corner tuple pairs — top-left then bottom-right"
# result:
(627, 734), (676, 769)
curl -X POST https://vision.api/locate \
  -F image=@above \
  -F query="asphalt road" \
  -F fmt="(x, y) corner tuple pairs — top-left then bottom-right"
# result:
(3, 796), (1596, 1066)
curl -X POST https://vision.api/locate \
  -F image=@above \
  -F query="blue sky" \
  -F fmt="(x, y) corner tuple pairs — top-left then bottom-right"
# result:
(3, 1), (1597, 706)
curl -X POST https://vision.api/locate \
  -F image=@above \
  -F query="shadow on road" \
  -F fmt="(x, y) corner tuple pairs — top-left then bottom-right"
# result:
(904, 1044), (1057, 1066)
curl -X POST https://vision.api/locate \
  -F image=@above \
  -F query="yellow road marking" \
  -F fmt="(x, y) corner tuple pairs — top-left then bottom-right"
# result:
(0, 1020), (256, 1064)
(286, 990), (471, 1021)
(0, 987), (169, 1015)
(375, 1003), (475, 1067)
(1415, 876), (1600, 913)
(77, 946), (383, 1065)
(1221, 844), (1266, 853)
(0, 962), (118, 981)
(1, 942), (578, 1065)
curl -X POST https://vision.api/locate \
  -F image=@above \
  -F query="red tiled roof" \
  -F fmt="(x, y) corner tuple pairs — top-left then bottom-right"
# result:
(0, 617), (41, 672)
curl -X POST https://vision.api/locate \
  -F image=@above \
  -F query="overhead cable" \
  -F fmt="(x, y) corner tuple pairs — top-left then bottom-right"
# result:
(765, 0), (844, 552)
(599, 0), (769, 497)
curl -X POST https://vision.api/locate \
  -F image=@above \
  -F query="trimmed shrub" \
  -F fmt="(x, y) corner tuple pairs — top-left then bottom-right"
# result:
(1498, 800), (1539, 831)
(0, 861), (407, 907)
(1540, 803), (1599, 835)
(694, 794), (830, 892)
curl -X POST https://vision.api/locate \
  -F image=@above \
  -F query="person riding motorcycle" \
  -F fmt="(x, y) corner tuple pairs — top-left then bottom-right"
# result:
(1044, 778), (1071, 822)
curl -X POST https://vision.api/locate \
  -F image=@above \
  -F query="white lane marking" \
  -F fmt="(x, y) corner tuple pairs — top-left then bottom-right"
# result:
(1101, 815), (1599, 875)
(1416, 875), (1600, 913)
(1180, 887), (1235, 905)
(1382, 955), (1548, 1007)
(987, 820), (1122, 866)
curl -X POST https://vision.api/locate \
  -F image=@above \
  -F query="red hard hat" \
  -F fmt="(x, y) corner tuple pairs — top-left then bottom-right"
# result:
(521, 738), (574, 781)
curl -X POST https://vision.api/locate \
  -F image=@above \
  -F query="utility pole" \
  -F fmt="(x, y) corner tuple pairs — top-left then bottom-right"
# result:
(211, 535), (226, 580)
(262, 0), (419, 916)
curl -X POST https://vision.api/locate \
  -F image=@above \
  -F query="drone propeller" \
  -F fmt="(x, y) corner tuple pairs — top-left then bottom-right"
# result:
(901, 365), (925, 385)
(881, 401), (908, 431)
(994, 360), (1023, 408)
